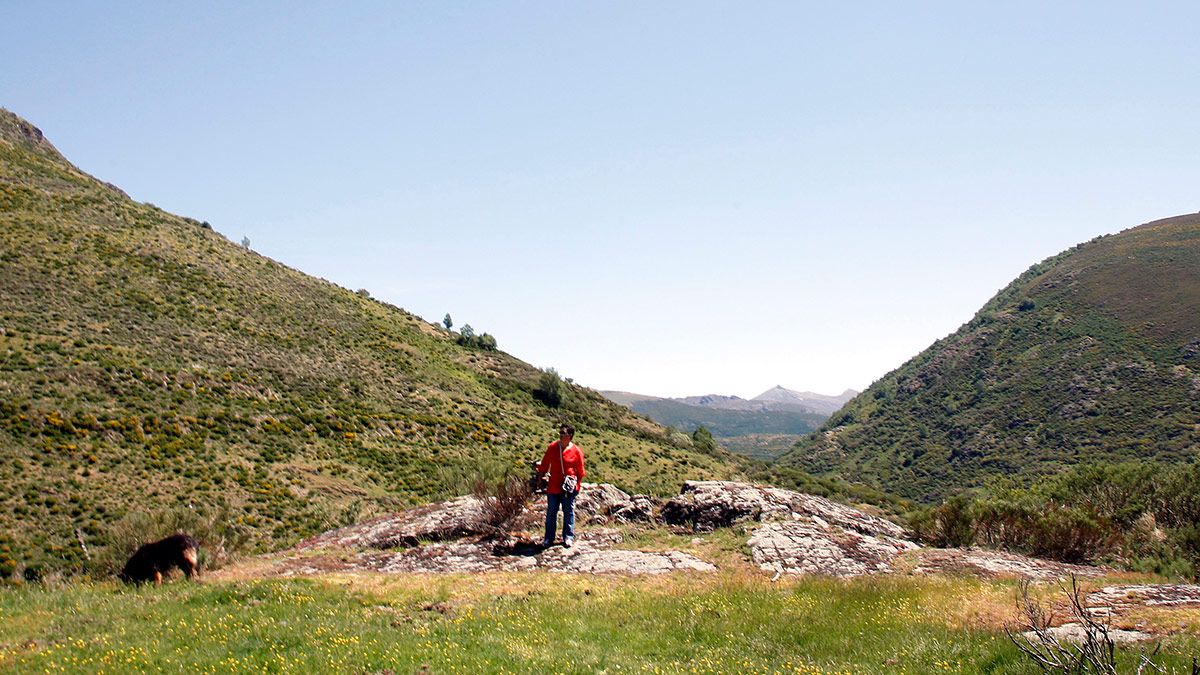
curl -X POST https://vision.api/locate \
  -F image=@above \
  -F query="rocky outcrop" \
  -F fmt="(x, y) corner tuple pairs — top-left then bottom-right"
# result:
(294, 496), (485, 550)
(749, 520), (917, 577)
(270, 529), (715, 576)
(907, 548), (1103, 581)
(574, 483), (657, 523)
(272, 480), (1117, 582)
(661, 481), (908, 540)
(1087, 584), (1200, 611)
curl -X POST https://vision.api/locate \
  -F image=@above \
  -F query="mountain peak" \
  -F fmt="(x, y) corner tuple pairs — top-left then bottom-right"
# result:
(0, 109), (65, 160)
(749, 386), (859, 416)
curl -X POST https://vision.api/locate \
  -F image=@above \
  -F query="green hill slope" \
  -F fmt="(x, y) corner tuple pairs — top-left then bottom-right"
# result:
(0, 109), (744, 576)
(779, 214), (1200, 503)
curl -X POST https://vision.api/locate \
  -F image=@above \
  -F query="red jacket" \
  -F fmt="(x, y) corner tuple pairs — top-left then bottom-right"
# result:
(537, 440), (585, 494)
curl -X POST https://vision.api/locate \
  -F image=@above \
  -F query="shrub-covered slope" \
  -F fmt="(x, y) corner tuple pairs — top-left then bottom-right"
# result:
(0, 109), (744, 576)
(780, 214), (1200, 503)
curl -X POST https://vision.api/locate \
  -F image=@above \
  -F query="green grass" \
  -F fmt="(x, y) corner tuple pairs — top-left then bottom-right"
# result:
(4, 572), (1199, 673)
(9, 572), (1197, 674)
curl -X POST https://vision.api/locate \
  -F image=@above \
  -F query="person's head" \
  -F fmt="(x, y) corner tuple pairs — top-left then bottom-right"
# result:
(559, 424), (574, 443)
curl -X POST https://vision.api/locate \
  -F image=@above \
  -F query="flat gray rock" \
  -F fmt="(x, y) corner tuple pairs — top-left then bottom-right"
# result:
(1020, 623), (1153, 645)
(748, 519), (918, 577)
(1088, 584), (1200, 610)
(273, 529), (715, 576)
(908, 547), (1103, 581)
(294, 495), (485, 550)
(661, 480), (907, 540)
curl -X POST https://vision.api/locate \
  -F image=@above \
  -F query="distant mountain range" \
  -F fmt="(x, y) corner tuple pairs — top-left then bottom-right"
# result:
(602, 386), (858, 442)
(780, 213), (1200, 503)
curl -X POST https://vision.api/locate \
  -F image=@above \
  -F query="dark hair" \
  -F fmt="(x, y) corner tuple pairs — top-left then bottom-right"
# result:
(559, 424), (574, 436)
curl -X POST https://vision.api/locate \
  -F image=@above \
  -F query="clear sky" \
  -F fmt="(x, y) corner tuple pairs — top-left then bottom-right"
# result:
(4, 2), (1198, 398)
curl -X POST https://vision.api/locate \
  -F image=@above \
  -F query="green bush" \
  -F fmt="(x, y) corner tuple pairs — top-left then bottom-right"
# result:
(533, 368), (565, 407)
(691, 426), (719, 456)
(907, 460), (1200, 574)
(910, 494), (975, 547)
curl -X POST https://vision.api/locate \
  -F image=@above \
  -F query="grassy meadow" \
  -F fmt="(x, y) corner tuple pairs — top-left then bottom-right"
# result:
(2, 570), (1199, 674)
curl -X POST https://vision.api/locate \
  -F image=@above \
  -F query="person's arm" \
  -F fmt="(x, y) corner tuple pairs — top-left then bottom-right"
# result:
(565, 447), (584, 477)
(571, 447), (585, 492)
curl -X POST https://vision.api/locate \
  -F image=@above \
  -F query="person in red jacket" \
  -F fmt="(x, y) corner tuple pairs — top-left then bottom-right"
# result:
(536, 424), (585, 548)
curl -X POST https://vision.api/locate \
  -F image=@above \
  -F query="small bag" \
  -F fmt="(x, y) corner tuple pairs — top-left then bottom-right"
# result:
(561, 474), (578, 493)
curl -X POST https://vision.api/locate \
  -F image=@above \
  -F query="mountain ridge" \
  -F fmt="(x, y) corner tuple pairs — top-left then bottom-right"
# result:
(779, 214), (1200, 502)
(606, 385), (858, 416)
(600, 385), (851, 451)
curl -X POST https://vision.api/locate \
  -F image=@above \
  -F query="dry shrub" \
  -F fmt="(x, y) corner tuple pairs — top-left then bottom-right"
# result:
(471, 474), (534, 539)
(1006, 575), (1176, 674)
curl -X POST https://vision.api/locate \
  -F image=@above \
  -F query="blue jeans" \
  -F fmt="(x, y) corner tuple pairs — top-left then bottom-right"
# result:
(544, 491), (577, 542)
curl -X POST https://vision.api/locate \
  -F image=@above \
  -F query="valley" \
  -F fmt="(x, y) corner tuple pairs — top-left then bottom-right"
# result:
(2, 106), (1199, 672)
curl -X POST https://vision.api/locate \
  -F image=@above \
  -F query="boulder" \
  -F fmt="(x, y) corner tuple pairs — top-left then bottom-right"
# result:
(748, 520), (918, 577)
(294, 496), (484, 550)
(661, 481), (789, 530)
(660, 481), (908, 540)
(573, 483), (657, 523)
(614, 494), (657, 523)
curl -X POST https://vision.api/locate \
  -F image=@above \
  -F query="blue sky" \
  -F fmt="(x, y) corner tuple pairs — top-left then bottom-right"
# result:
(4, 2), (1198, 397)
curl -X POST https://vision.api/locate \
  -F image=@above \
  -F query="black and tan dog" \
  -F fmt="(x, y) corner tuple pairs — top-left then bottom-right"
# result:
(119, 533), (200, 585)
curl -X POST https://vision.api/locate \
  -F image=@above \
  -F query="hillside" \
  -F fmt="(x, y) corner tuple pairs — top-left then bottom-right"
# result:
(0, 109), (746, 577)
(779, 214), (1200, 503)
